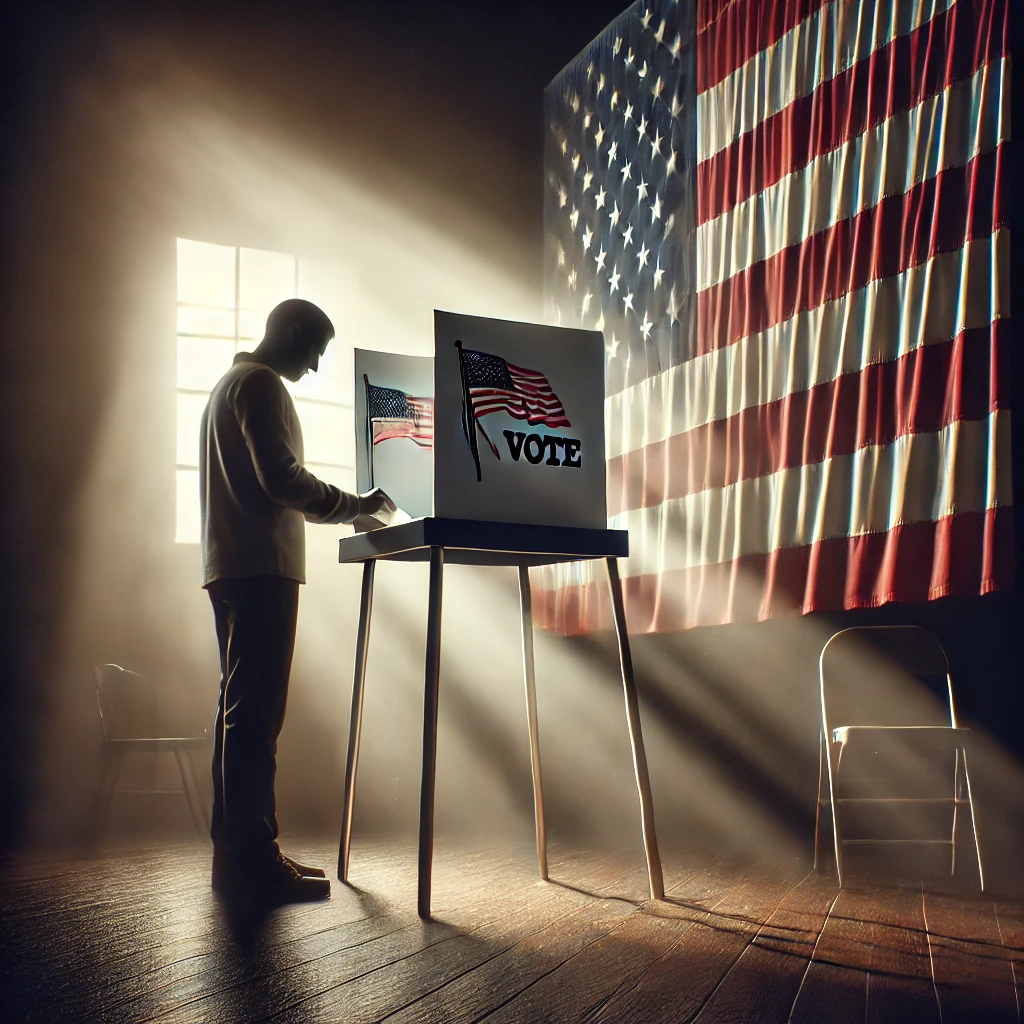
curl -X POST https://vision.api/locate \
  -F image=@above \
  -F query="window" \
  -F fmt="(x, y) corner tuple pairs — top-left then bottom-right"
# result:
(175, 239), (355, 543)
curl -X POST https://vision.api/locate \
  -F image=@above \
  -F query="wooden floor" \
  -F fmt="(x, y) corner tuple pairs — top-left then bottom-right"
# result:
(1, 838), (1021, 1023)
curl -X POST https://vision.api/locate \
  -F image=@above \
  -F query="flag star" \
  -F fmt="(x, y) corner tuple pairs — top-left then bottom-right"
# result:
(640, 312), (653, 339)
(560, 137), (568, 155)
(582, 227), (593, 251)
(667, 285), (679, 323)
(586, 61), (594, 79)
(584, 112), (592, 128)
(594, 246), (607, 271)
(653, 76), (664, 98)
(614, 36), (622, 55)
(609, 266), (621, 293)
(597, 73), (606, 95)
(637, 113), (648, 136)
(609, 200), (620, 227)
(582, 291), (593, 317)
(583, 170), (593, 192)
(664, 212), (675, 233)
(651, 194), (663, 221)
(652, 129), (663, 155)
(556, 242), (565, 266)
(623, 223), (634, 247)
(623, 291), (635, 314)
(572, 151), (580, 171)
(620, 160), (632, 183)
(625, 47), (634, 67)
(558, 184), (567, 207)
(638, 244), (650, 267)
(624, 101), (633, 123)
(671, 33), (682, 60)
(654, 20), (665, 44)
(610, 90), (619, 110)
(571, 93), (580, 112)
(596, 312), (605, 332)
(594, 123), (605, 147)
(637, 176), (648, 201)
(568, 268), (577, 290)
(671, 94), (683, 118)
(653, 258), (665, 289)
(607, 140), (618, 168)
(666, 149), (678, 175)
(637, 60), (648, 79)
(606, 333), (620, 356)
(595, 186), (607, 209)
(640, 8), (652, 29)
(569, 207), (579, 229)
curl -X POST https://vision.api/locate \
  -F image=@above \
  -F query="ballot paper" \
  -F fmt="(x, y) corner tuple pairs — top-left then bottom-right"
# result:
(352, 504), (413, 533)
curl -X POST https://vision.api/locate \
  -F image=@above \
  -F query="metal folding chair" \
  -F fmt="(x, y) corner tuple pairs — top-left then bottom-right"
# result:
(89, 664), (209, 844)
(814, 627), (983, 889)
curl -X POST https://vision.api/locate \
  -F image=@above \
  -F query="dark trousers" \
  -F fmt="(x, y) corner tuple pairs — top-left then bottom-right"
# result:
(207, 575), (300, 865)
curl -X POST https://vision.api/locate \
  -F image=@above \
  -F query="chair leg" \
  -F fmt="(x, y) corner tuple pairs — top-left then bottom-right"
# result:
(960, 746), (985, 891)
(418, 547), (444, 919)
(605, 557), (664, 901)
(339, 560), (376, 882)
(826, 741), (844, 888)
(88, 746), (122, 849)
(814, 729), (830, 873)
(518, 563), (548, 881)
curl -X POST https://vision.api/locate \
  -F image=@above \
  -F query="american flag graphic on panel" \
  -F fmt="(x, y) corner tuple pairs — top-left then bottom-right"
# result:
(460, 348), (571, 429)
(540, 0), (1011, 634)
(367, 383), (433, 449)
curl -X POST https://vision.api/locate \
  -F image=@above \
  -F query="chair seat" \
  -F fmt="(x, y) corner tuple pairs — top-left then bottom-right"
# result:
(107, 736), (209, 750)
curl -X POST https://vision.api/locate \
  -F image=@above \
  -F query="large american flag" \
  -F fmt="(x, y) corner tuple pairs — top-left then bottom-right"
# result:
(540, 0), (1011, 634)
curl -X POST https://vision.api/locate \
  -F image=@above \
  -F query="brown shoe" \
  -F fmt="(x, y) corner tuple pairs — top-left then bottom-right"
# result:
(213, 850), (327, 890)
(215, 852), (331, 905)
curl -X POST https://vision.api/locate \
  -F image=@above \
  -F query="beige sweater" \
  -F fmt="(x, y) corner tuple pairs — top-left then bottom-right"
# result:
(199, 353), (357, 586)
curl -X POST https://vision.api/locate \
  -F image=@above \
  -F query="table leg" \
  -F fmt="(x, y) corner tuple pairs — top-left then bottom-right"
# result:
(605, 557), (664, 901)
(418, 546), (445, 918)
(338, 560), (376, 882)
(518, 563), (548, 880)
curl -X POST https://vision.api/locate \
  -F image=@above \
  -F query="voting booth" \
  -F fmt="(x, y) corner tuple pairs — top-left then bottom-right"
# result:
(340, 311), (663, 916)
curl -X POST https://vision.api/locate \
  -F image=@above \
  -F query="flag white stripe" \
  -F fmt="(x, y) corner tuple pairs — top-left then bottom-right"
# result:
(696, 59), (1008, 292)
(697, 0), (955, 163)
(607, 230), (1008, 459)
(609, 411), (1011, 578)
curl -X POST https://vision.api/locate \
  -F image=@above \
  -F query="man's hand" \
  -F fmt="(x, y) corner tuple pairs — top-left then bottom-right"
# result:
(351, 487), (399, 531)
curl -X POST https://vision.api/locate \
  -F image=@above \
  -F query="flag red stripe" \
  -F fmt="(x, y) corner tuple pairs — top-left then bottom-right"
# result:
(608, 320), (1007, 515)
(697, 0), (1006, 225)
(697, 0), (830, 93)
(697, 144), (1004, 355)
(534, 507), (1014, 635)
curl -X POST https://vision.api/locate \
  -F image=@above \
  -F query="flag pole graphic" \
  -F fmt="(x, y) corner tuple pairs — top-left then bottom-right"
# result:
(362, 373), (375, 490)
(455, 340), (482, 482)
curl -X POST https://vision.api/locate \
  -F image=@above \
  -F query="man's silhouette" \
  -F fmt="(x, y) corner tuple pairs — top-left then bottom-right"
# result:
(200, 298), (393, 904)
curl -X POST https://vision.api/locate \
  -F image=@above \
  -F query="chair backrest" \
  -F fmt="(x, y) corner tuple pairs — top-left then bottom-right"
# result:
(94, 664), (158, 741)
(819, 626), (957, 737)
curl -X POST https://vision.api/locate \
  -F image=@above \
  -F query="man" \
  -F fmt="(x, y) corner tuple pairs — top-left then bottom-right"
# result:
(200, 298), (393, 904)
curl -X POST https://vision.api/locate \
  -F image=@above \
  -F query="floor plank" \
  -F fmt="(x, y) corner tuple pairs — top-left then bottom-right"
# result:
(924, 890), (1018, 1023)
(690, 872), (839, 1024)
(2, 842), (1020, 1024)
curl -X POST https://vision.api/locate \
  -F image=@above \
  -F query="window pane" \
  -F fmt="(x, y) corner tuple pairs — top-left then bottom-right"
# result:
(178, 337), (235, 392)
(178, 305), (235, 338)
(306, 463), (356, 492)
(295, 400), (352, 466)
(177, 239), (235, 308)
(239, 247), (295, 314)
(238, 309), (266, 342)
(175, 469), (201, 544)
(177, 391), (209, 466)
